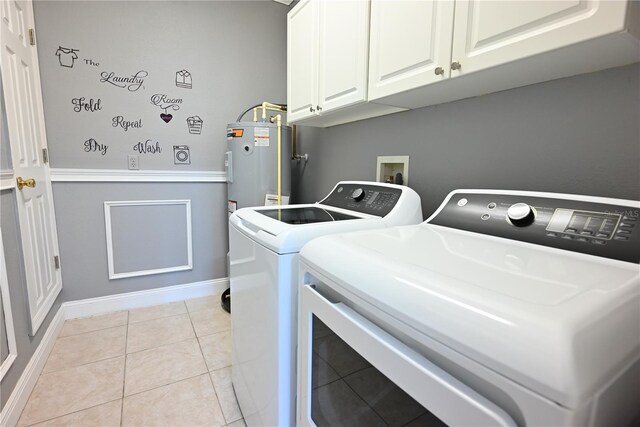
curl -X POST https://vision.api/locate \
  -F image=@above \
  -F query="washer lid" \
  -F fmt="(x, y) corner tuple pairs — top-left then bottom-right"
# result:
(256, 206), (361, 224)
(231, 204), (382, 254)
(299, 224), (640, 409)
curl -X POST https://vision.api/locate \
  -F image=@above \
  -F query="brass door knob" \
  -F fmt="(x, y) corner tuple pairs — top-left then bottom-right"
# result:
(16, 177), (36, 190)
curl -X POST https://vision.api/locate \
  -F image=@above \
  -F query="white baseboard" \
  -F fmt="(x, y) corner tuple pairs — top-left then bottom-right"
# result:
(0, 306), (65, 427)
(63, 278), (229, 320)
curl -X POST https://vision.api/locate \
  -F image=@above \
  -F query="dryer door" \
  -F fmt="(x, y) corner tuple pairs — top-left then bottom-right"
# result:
(297, 284), (517, 427)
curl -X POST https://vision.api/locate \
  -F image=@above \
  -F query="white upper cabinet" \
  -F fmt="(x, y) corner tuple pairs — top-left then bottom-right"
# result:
(368, 0), (454, 101)
(318, 0), (370, 112)
(287, 0), (318, 123)
(288, 0), (373, 123)
(288, 0), (639, 126)
(372, 0), (639, 109)
(451, 0), (634, 77)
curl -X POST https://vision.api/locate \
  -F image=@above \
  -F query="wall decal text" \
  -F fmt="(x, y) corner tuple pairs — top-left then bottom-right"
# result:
(134, 140), (162, 154)
(151, 94), (181, 123)
(112, 116), (143, 132)
(84, 138), (108, 155)
(150, 94), (182, 110)
(71, 97), (102, 113)
(100, 70), (148, 92)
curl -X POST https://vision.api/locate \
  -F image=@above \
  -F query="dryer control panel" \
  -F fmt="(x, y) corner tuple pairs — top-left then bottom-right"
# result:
(320, 183), (403, 217)
(429, 192), (640, 263)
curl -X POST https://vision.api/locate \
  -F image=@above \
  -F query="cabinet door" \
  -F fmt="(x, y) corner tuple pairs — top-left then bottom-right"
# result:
(287, 0), (318, 122)
(451, 0), (630, 77)
(317, 0), (370, 113)
(368, 0), (455, 101)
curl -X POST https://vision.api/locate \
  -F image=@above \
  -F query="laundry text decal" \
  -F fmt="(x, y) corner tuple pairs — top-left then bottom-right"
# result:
(100, 70), (148, 92)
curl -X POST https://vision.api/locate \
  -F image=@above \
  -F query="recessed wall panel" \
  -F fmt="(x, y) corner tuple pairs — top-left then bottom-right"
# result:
(104, 200), (192, 280)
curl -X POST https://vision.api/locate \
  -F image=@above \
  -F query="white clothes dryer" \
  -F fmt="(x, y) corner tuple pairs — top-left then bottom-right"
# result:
(297, 189), (639, 427)
(229, 181), (423, 427)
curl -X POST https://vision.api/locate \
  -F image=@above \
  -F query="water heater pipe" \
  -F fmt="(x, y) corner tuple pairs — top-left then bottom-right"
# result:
(261, 102), (287, 121)
(270, 114), (283, 206)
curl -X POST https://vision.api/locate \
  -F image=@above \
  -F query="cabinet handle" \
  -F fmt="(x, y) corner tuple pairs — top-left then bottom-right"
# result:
(434, 67), (444, 76)
(309, 106), (315, 113)
(451, 61), (462, 71)
(317, 105), (322, 111)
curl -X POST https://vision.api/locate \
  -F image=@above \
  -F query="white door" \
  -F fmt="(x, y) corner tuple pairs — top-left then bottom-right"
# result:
(287, 0), (318, 123)
(1, 0), (62, 334)
(317, 0), (370, 113)
(450, 0), (630, 77)
(368, 0), (455, 101)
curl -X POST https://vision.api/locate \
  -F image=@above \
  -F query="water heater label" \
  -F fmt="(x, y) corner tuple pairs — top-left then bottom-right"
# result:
(227, 128), (244, 139)
(264, 194), (290, 206)
(254, 127), (270, 147)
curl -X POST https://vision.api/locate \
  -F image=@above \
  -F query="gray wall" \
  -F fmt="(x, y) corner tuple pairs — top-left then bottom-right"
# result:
(34, 0), (289, 170)
(294, 63), (640, 216)
(30, 0), (289, 301)
(52, 182), (228, 301)
(1, 190), (62, 412)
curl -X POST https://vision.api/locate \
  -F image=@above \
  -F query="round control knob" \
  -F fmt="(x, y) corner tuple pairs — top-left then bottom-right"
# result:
(507, 203), (535, 226)
(351, 188), (366, 201)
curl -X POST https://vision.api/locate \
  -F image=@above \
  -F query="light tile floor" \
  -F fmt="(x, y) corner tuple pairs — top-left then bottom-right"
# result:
(18, 295), (245, 427)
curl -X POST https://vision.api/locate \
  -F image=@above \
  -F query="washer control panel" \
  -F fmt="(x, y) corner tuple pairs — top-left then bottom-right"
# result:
(429, 192), (640, 263)
(320, 183), (403, 217)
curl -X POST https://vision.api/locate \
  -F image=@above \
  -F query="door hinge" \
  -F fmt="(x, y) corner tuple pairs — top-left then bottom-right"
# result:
(54, 255), (60, 269)
(29, 28), (36, 46)
(42, 148), (48, 164)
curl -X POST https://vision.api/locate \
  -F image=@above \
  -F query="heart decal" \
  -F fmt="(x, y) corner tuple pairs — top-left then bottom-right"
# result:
(160, 113), (173, 123)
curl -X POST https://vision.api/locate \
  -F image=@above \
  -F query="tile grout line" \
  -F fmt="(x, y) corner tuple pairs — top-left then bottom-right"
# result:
(24, 299), (231, 427)
(125, 334), (197, 356)
(18, 315), (125, 427)
(127, 300), (188, 325)
(125, 308), (196, 354)
(123, 371), (210, 400)
(121, 300), (209, 400)
(188, 297), (229, 424)
(120, 310), (130, 427)
(39, 353), (126, 376)
(40, 325), (129, 375)
(19, 299), (224, 427)
(59, 311), (128, 338)
(20, 398), (124, 427)
(58, 322), (128, 338)
(16, 324), (66, 427)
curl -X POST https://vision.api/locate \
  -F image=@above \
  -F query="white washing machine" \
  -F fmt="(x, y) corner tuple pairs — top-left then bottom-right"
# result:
(229, 181), (423, 427)
(297, 189), (639, 427)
